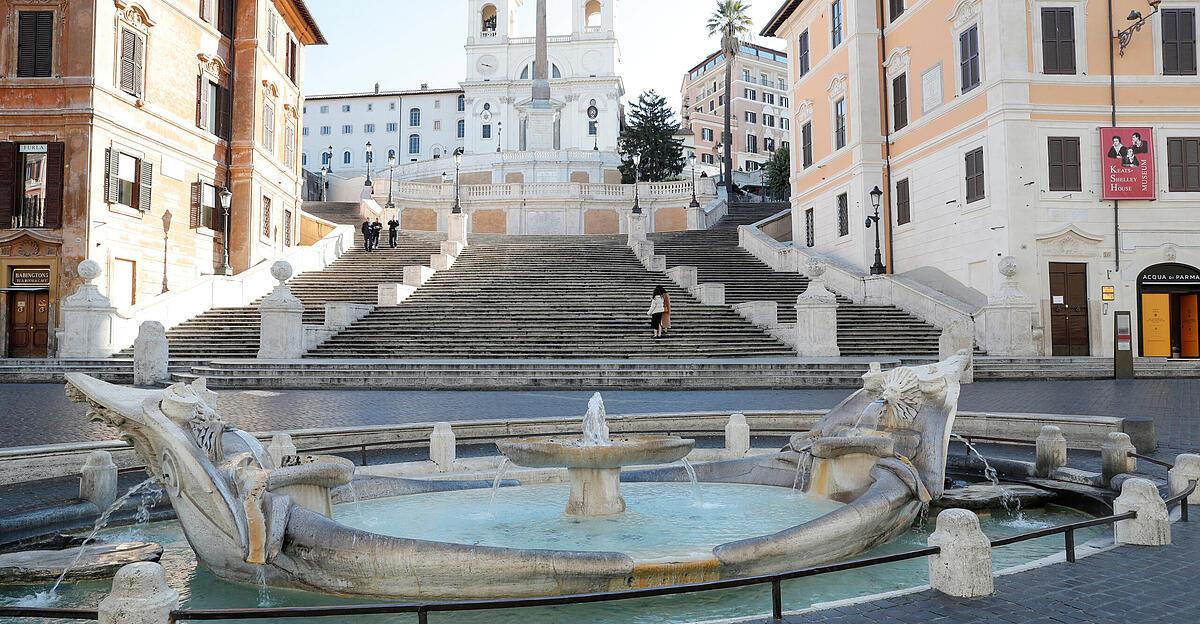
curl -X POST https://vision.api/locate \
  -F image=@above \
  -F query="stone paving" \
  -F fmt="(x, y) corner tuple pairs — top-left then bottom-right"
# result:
(2, 378), (1197, 449)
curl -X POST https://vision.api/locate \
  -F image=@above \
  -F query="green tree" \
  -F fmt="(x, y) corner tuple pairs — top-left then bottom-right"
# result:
(706, 0), (753, 199)
(764, 144), (791, 200)
(618, 90), (684, 183)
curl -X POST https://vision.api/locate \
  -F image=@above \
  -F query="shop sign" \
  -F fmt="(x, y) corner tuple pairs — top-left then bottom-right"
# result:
(1140, 264), (1200, 285)
(1101, 127), (1156, 201)
(18, 144), (47, 154)
(10, 268), (51, 287)
(1102, 286), (1116, 302)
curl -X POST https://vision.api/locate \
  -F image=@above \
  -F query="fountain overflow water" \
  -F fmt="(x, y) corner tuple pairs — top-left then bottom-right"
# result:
(951, 434), (1025, 520)
(581, 392), (611, 446)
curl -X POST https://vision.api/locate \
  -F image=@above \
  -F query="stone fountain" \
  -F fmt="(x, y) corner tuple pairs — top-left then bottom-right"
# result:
(495, 394), (695, 516)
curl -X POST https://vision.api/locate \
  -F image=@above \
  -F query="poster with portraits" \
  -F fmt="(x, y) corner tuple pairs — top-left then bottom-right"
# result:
(1101, 127), (1156, 201)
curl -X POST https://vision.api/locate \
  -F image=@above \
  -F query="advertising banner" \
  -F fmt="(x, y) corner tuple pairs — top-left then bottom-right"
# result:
(1101, 127), (1156, 200)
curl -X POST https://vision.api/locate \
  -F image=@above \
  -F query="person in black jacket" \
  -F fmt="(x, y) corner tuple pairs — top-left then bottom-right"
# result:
(387, 216), (400, 248)
(370, 219), (383, 252)
(360, 220), (372, 251)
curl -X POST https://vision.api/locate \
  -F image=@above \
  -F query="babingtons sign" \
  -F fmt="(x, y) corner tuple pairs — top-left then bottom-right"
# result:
(1101, 127), (1156, 201)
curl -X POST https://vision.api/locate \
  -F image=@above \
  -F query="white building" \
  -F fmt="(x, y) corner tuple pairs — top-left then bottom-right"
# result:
(301, 85), (466, 178)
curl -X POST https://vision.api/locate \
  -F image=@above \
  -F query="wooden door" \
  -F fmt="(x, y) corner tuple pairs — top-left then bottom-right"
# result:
(8, 291), (49, 357)
(1049, 262), (1090, 356)
(1182, 294), (1199, 358)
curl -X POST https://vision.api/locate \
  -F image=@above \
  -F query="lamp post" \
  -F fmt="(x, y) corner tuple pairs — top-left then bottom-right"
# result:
(496, 121), (503, 153)
(865, 185), (886, 275)
(364, 141), (374, 186)
(632, 152), (642, 215)
(452, 148), (463, 214)
(688, 152), (699, 209)
(219, 186), (233, 276)
(326, 145), (333, 173)
(760, 162), (767, 203)
(1117, 0), (1163, 56)
(319, 165), (328, 202)
(386, 153), (396, 210)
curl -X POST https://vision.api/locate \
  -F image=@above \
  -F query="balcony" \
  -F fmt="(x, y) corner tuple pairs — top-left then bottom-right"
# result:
(10, 197), (46, 229)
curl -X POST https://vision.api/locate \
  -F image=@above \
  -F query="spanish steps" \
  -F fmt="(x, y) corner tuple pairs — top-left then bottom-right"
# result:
(649, 202), (944, 357)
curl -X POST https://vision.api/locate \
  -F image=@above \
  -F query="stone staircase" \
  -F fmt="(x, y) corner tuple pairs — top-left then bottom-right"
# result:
(116, 207), (443, 359)
(308, 234), (796, 359)
(649, 202), (944, 357)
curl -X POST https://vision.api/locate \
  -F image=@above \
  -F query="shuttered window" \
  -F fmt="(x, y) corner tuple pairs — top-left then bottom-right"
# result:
(836, 193), (849, 237)
(266, 9), (278, 56)
(890, 0), (904, 22)
(105, 149), (153, 212)
(191, 182), (218, 230)
(805, 208), (815, 247)
(797, 31), (810, 77)
(218, 0), (234, 37)
(286, 37), (299, 84)
(1168, 138), (1200, 192)
(0, 143), (15, 228)
(834, 98), (847, 149)
(199, 0), (214, 23)
(17, 11), (54, 78)
(960, 25), (981, 93)
(1041, 8), (1076, 75)
(802, 122), (813, 168)
(283, 209), (293, 247)
(895, 179), (911, 225)
(965, 147), (985, 203)
(263, 102), (276, 151)
(1163, 9), (1198, 76)
(892, 73), (908, 131)
(1047, 137), (1082, 191)
(119, 28), (145, 98)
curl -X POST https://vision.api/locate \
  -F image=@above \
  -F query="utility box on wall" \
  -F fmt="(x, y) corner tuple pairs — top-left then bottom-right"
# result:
(1114, 311), (1134, 379)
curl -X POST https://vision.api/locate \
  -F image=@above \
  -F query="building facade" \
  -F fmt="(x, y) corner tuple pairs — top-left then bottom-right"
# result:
(0, 0), (323, 358)
(764, 0), (1200, 358)
(302, 85), (467, 179)
(681, 42), (793, 176)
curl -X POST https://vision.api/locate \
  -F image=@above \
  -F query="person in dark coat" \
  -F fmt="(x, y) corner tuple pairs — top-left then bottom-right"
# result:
(360, 220), (372, 251)
(387, 216), (400, 248)
(370, 219), (383, 251)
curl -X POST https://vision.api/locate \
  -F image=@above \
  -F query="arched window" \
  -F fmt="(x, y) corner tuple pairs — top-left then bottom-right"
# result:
(321, 152), (331, 165)
(481, 4), (497, 34)
(457, 119), (466, 138)
(409, 108), (421, 127)
(433, 147), (444, 159)
(584, 0), (602, 29)
(457, 95), (466, 112)
(387, 148), (396, 160)
(409, 134), (420, 154)
(520, 63), (563, 80)
(343, 150), (352, 165)
(301, 153), (308, 166)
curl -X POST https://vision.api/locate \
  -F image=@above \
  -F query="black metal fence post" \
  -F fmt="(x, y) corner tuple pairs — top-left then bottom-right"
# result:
(771, 579), (783, 620)
(1064, 528), (1076, 563)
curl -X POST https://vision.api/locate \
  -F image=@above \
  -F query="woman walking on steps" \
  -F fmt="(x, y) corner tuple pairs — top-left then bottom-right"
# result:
(647, 286), (667, 339)
(661, 289), (672, 336)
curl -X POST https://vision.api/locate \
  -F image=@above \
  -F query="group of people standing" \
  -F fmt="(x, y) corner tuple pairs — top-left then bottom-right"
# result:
(647, 285), (672, 339)
(361, 217), (401, 251)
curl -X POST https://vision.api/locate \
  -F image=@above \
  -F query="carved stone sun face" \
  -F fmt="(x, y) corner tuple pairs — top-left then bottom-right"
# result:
(877, 367), (924, 425)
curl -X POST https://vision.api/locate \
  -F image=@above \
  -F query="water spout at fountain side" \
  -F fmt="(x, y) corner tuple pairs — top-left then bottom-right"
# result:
(581, 393), (611, 447)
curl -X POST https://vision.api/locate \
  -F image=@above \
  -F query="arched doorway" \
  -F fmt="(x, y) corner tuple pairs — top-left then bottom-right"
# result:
(1138, 263), (1200, 358)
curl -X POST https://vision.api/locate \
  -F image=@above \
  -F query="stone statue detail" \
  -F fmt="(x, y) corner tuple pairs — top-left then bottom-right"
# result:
(869, 367), (925, 426)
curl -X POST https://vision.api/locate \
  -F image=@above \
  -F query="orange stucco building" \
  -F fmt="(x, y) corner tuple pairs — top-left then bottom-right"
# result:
(0, 0), (324, 357)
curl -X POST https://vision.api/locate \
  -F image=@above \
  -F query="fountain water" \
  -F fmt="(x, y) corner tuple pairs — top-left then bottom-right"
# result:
(679, 458), (703, 507)
(581, 393), (610, 447)
(255, 566), (274, 607)
(489, 458), (510, 515)
(951, 434), (1024, 521)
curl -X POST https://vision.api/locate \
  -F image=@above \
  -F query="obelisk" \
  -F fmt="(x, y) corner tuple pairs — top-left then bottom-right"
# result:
(524, 0), (557, 150)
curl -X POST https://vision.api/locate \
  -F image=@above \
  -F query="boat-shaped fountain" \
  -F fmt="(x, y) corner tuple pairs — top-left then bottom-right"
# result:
(63, 350), (971, 599)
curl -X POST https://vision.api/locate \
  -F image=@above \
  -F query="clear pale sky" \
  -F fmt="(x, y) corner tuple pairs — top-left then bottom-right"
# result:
(303, 0), (785, 112)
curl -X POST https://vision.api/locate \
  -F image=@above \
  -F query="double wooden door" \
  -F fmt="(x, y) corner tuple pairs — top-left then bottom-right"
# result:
(7, 291), (49, 357)
(1049, 263), (1090, 356)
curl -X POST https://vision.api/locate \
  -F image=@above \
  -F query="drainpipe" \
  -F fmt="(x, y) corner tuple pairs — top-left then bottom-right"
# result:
(223, 0), (237, 271)
(1107, 0), (1120, 273)
(877, 0), (895, 274)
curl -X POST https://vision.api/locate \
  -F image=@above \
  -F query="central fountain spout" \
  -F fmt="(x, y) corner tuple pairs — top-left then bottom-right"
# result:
(496, 393), (694, 516)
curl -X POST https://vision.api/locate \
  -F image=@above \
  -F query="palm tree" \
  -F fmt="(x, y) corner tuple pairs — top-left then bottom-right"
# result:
(707, 0), (753, 202)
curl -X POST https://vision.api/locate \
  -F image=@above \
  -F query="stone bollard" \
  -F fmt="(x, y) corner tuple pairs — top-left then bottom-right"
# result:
(1101, 432), (1138, 485)
(99, 562), (179, 624)
(441, 240), (464, 258)
(694, 283), (726, 306)
(258, 262), (305, 359)
(267, 433), (298, 467)
(1113, 478), (1171, 546)
(927, 508), (994, 598)
(666, 266), (698, 290)
(430, 422), (456, 472)
(448, 213), (469, 246)
(133, 321), (169, 386)
(58, 260), (119, 358)
(1168, 453), (1200, 505)
(1121, 416), (1157, 455)
(724, 414), (750, 457)
(627, 212), (648, 248)
(794, 260), (839, 357)
(80, 450), (118, 511)
(1034, 425), (1067, 478)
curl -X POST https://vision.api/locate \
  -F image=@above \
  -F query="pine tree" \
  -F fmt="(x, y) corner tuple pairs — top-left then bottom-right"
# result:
(618, 90), (685, 183)
(765, 144), (791, 200)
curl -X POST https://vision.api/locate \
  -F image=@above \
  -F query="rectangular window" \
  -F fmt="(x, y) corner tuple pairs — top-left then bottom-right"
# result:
(199, 182), (217, 230)
(781, 117), (790, 130)
(284, 122), (296, 167)
(1163, 9), (1198, 76)
(781, 96), (790, 108)
(588, 121), (598, 136)
(262, 196), (272, 238)
(200, 0), (214, 23)
(805, 208), (815, 247)
(342, 125), (352, 134)
(320, 126), (331, 135)
(747, 134), (758, 154)
(457, 120), (465, 138)
(744, 88), (757, 101)
(302, 127), (309, 136)
(342, 105), (351, 113)
(745, 111), (757, 124)
(283, 209), (293, 247)
(797, 31), (810, 77)
(386, 122), (398, 132)
(198, 78), (220, 135)
(119, 28), (145, 98)
(890, 0), (904, 22)
(965, 146), (986, 203)
(263, 102), (275, 150)
(831, 0), (843, 48)
(364, 124), (375, 133)
(1047, 137), (1081, 191)
(106, 150), (152, 212)
(802, 122), (813, 168)
(320, 105), (329, 114)
(836, 193), (849, 237)
(1167, 137), (1200, 192)
(218, 0), (234, 37)
(266, 9), (278, 56)
(1041, 8), (1076, 75)
(834, 98), (847, 149)
(482, 124), (492, 139)
(892, 73), (908, 131)
(434, 120), (442, 131)
(286, 37), (298, 83)
(702, 128), (714, 142)
(765, 93), (775, 105)
(17, 11), (54, 78)
(763, 114), (774, 128)
(960, 25), (981, 92)
(895, 179), (911, 225)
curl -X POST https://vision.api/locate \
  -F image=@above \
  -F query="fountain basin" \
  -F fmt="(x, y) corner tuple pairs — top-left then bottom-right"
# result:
(494, 436), (695, 469)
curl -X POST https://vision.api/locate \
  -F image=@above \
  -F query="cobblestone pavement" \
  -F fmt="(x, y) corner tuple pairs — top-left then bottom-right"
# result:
(1, 378), (1198, 449)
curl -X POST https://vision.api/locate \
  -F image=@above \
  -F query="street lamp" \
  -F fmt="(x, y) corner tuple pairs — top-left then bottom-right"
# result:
(865, 185), (886, 275)
(496, 121), (503, 153)
(452, 148), (463, 214)
(386, 153), (397, 210)
(326, 145), (333, 173)
(219, 186), (233, 276)
(319, 165), (329, 202)
(1118, 0), (1163, 56)
(760, 162), (767, 203)
(364, 141), (374, 186)
(688, 152), (699, 209)
(632, 152), (642, 215)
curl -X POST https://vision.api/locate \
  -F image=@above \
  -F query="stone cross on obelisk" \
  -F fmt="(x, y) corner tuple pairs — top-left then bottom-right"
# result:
(531, 0), (551, 107)
(523, 0), (557, 150)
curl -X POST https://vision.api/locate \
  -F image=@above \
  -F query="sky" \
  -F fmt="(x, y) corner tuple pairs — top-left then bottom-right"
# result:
(303, 0), (786, 113)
